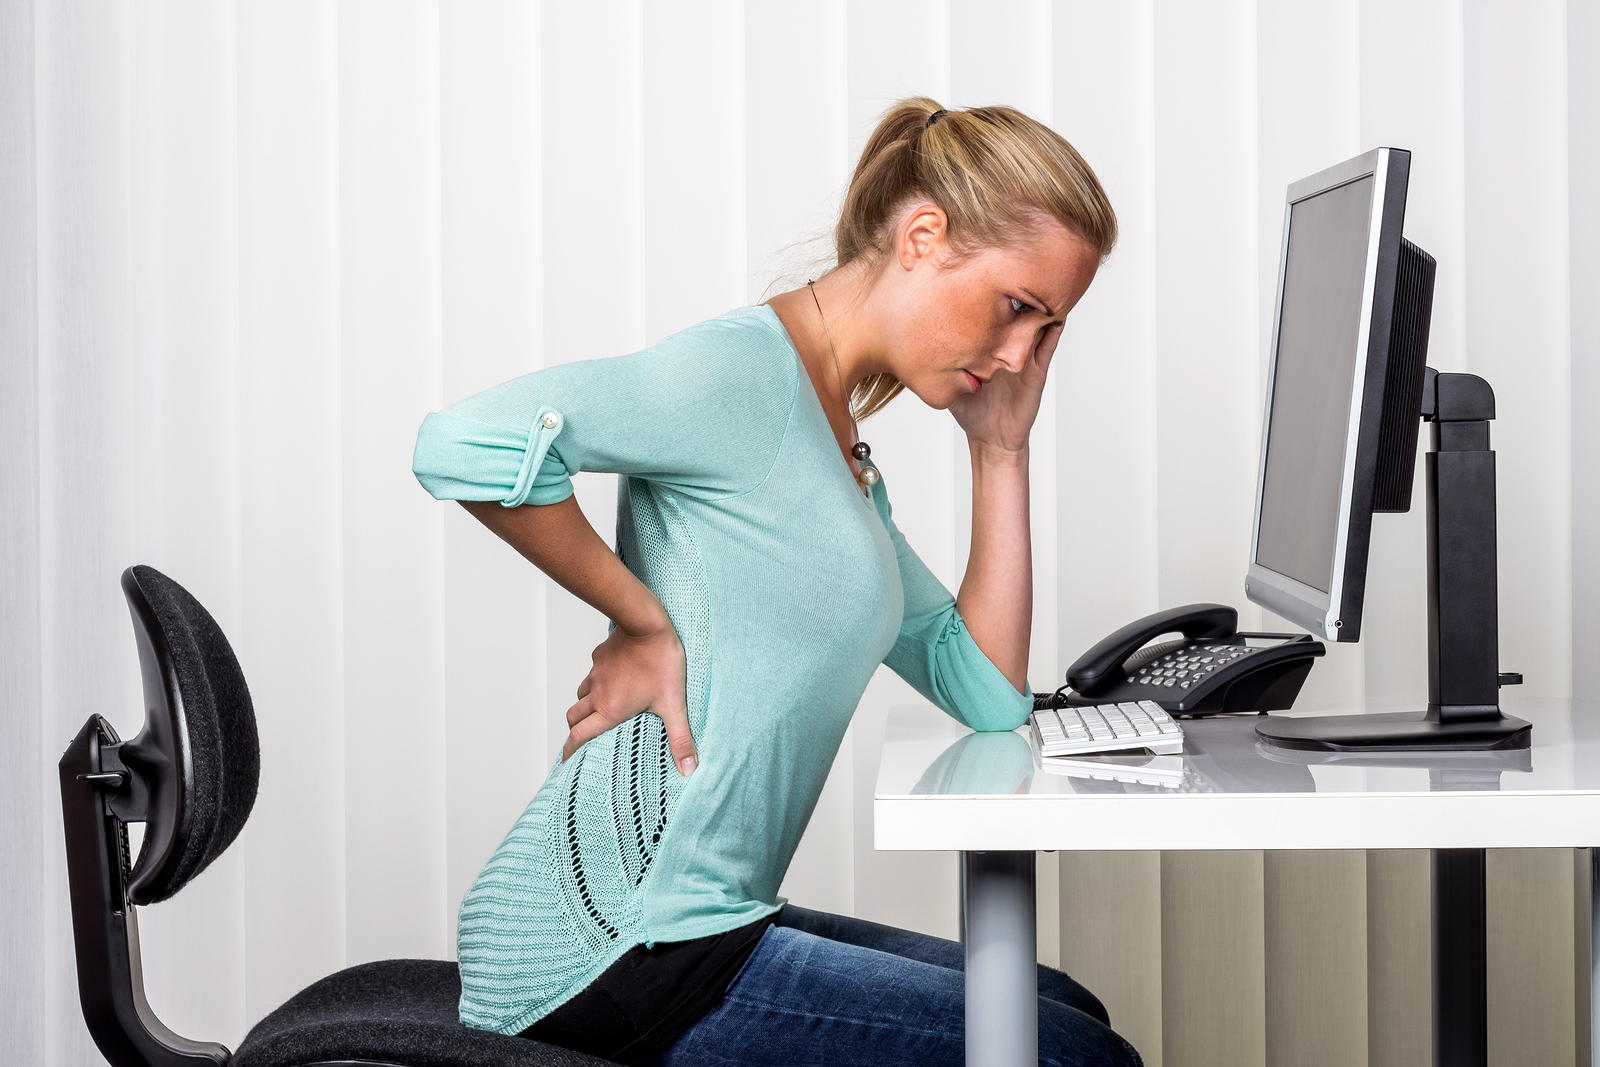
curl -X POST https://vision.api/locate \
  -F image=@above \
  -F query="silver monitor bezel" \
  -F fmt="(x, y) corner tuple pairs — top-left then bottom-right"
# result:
(1245, 148), (1391, 640)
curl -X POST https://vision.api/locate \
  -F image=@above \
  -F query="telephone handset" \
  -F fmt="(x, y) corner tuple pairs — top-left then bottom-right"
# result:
(1045, 603), (1325, 717)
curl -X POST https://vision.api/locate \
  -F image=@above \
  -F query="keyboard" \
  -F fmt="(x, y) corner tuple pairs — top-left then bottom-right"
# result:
(1029, 700), (1185, 757)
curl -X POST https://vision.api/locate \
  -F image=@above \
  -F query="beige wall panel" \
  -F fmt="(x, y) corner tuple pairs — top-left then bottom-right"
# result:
(1038, 852), (1060, 970)
(1060, 852), (1164, 1067)
(1161, 851), (1266, 1067)
(1264, 851), (1369, 1067)
(1487, 848), (1579, 1067)
(1366, 849), (1432, 1067)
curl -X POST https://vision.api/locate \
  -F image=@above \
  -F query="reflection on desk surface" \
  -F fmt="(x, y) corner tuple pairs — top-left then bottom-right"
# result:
(1044, 716), (1317, 795)
(911, 730), (1034, 796)
(878, 698), (1600, 798)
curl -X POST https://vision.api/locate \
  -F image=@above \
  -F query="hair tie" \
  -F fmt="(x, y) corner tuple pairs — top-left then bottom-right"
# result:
(925, 109), (949, 129)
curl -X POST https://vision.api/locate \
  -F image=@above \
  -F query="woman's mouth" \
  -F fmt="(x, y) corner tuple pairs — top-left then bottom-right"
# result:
(962, 370), (986, 392)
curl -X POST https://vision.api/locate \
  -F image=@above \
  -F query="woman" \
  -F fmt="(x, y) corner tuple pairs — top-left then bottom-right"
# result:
(413, 98), (1136, 1066)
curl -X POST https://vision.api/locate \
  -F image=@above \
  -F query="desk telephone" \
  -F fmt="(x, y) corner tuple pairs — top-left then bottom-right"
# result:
(1039, 604), (1325, 717)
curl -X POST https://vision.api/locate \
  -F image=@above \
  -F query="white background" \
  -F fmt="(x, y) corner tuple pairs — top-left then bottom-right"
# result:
(2, 0), (1594, 1062)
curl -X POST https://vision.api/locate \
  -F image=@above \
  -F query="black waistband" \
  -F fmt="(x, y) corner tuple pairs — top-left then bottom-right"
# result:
(520, 910), (779, 1065)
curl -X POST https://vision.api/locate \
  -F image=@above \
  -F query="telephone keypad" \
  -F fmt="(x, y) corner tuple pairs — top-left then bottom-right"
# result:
(1133, 643), (1258, 690)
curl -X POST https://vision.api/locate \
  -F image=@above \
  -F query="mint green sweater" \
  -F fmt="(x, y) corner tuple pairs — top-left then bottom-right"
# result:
(412, 304), (1032, 1035)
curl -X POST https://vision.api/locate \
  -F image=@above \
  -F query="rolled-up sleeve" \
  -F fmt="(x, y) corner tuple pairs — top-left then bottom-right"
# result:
(872, 469), (1033, 732)
(412, 311), (799, 507)
(414, 405), (575, 507)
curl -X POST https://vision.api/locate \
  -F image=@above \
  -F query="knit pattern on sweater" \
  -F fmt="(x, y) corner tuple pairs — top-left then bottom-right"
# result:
(455, 476), (711, 1034)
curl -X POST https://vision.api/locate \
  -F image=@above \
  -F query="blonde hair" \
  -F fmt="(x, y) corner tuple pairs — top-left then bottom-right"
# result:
(835, 98), (1117, 419)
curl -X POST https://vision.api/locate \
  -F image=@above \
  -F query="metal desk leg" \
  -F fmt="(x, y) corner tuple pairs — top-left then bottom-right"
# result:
(962, 851), (1037, 1067)
(1433, 848), (1487, 1067)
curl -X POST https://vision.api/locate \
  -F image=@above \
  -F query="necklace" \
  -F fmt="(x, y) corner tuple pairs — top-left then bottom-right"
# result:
(807, 280), (877, 490)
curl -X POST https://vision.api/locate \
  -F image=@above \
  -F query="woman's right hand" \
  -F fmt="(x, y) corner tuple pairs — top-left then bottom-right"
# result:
(563, 611), (696, 776)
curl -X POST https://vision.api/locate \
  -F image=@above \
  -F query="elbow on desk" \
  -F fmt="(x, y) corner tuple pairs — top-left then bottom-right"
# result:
(931, 670), (1032, 733)
(958, 695), (1032, 734)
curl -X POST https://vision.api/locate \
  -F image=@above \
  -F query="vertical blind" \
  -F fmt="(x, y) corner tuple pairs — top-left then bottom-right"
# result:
(3, 1), (1591, 1062)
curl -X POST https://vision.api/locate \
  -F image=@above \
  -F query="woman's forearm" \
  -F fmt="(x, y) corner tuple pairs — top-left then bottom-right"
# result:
(956, 442), (1032, 692)
(461, 496), (669, 636)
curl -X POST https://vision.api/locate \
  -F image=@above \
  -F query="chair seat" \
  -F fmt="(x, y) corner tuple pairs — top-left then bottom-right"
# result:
(231, 959), (616, 1067)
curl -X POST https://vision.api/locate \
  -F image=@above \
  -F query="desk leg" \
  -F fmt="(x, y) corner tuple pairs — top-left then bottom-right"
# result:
(1432, 848), (1487, 1067)
(962, 851), (1037, 1067)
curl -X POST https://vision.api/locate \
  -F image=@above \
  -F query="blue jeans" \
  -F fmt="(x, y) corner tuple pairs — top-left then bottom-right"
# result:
(657, 905), (1143, 1067)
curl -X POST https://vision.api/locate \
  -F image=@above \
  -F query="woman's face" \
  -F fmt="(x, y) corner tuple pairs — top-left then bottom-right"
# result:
(875, 206), (1101, 410)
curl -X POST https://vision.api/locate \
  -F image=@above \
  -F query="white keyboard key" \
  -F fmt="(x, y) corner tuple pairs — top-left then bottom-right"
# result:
(1031, 700), (1184, 757)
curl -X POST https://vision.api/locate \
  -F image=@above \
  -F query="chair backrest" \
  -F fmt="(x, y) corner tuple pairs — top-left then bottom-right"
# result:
(59, 564), (260, 1067)
(119, 564), (260, 904)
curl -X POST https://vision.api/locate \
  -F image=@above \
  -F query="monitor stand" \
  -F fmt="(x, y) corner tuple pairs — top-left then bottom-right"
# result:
(1257, 370), (1531, 752)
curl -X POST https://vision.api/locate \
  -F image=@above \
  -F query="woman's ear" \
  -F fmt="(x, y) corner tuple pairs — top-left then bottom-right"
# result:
(896, 202), (949, 272)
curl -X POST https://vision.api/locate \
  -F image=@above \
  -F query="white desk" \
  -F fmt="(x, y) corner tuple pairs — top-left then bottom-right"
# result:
(874, 697), (1600, 1067)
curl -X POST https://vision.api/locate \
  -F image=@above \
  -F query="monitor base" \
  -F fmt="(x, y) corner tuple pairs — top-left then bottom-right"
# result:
(1255, 710), (1531, 752)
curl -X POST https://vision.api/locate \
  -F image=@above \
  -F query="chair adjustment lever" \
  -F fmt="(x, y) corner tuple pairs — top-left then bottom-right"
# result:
(77, 771), (129, 786)
(81, 742), (151, 822)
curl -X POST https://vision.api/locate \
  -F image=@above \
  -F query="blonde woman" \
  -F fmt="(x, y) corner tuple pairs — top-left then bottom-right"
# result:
(414, 99), (1139, 1066)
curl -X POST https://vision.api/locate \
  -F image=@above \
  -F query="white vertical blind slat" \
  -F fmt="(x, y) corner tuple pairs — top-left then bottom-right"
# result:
(236, 0), (349, 1026)
(337, 0), (449, 965)
(0, 0), (43, 1058)
(125, 1), (248, 1045)
(743, 1), (847, 304)
(1571, 0), (1600, 725)
(33, 2), (144, 1062)
(1463, 0), (1573, 702)
(1152, 0), (1261, 618)
(643, 0), (746, 342)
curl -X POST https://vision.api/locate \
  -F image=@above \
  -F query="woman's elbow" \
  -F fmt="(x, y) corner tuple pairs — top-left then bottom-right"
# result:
(412, 416), (469, 500)
(962, 699), (1032, 733)
(411, 412), (524, 502)
(943, 673), (1032, 732)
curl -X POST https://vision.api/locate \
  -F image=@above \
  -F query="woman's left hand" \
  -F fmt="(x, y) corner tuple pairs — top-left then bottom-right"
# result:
(948, 321), (1063, 454)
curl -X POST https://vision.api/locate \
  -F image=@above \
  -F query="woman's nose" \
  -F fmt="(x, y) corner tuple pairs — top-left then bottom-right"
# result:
(996, 339), (1030, 374)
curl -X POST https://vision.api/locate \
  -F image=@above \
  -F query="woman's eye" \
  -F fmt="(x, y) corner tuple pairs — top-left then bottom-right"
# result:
(1010, 297), (1025, 314)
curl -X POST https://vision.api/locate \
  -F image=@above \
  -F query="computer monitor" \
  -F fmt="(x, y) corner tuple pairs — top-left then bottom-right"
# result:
(1245, 147), (1432, 641)
(1246, 147), (1530, 751)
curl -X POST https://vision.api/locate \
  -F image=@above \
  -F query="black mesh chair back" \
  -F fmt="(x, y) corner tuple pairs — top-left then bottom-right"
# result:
(121, 564), (261, 903)
(59, 566), (612, 1067)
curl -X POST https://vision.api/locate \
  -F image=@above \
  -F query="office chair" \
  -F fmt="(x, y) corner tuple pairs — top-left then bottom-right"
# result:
(59, 564), (614, 1067)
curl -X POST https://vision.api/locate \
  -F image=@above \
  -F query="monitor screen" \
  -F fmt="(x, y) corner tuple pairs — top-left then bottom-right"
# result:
(1253, 175), (1376, 593)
